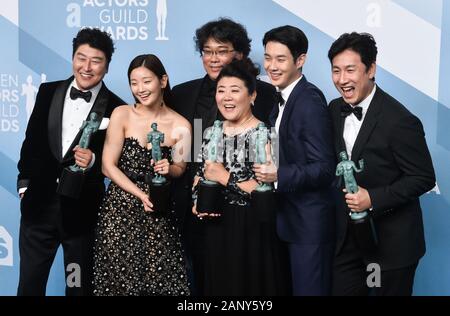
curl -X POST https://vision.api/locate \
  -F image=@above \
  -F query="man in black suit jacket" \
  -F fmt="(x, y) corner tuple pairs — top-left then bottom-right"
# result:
(328, 32), (436, 295)
(171, 18), (277, 295)
(17, 28), (124, 296)
(172, 18), (276, 134)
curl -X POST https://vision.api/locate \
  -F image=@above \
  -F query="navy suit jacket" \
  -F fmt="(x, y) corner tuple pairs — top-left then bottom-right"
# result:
(270, 76), (335, 245)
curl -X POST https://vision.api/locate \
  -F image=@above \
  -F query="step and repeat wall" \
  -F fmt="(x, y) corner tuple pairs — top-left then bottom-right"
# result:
(1, 0), (449, 295)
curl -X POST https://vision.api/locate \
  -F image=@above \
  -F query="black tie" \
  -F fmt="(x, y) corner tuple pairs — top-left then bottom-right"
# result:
(70, 86), (92, 102)
(276, 91), (285, 107)
(341, 103), (363, 121)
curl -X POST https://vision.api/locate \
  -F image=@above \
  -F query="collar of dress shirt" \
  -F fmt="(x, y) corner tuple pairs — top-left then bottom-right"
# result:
(279, 75), (302, 105)
(349, 84), (377, 119)
(71, 80), (103, 103)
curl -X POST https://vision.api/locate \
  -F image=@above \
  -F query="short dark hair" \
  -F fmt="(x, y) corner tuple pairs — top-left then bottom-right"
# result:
(127, 54), (172, 107)
(216, 58), (259, 95)
(194, 18), (251, 57)
(72, 28), (115, 65)
(263, 25), (308, 61)
(328, 32), (377, 71)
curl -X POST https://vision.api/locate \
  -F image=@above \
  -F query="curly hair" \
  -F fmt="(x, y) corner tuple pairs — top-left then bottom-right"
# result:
(194, 18), (251, 57)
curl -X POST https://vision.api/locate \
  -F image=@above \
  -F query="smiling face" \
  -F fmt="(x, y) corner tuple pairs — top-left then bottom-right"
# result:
(216, 76), (256, 123)
(202, 37), (242, 81)
(331, 49), (376, 105)
(129, 66), (167, 107)
(263, 41), (305, 90)
(72, 44), (108, 90)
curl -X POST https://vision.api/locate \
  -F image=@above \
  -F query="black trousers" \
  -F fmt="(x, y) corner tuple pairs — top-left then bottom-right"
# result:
(17, 194), (94, 296)
(183, 212), (206, 296)
(332, 232), (418, 296)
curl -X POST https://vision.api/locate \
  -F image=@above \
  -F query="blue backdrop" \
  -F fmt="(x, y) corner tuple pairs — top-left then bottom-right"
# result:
(1, 0), (448, 295)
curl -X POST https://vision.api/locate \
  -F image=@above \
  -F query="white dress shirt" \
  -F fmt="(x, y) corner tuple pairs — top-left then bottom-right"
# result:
(19, 81), (102, 195)
(61, 80), (102, 157)
(343, 85), (376, 160)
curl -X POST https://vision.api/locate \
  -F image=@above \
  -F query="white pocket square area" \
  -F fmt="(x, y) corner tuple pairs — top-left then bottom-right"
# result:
(98, 117), (109, 130)
(99, 118), (110, 130)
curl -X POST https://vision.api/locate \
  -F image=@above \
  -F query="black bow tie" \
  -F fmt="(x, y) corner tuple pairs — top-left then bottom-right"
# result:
(276, 91), (285, 107)
(341, 103), (363, 121)
(70, 86), (92, 102)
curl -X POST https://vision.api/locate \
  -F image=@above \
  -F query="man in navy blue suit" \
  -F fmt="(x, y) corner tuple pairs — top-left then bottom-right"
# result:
(254, 25), (335, 295)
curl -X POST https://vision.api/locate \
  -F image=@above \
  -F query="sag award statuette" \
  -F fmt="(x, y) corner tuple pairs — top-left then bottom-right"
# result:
(251, 123), (276, 222)
(147, 122), (170, 213)
(197, 120), (224, 214)
(57, 112), (100, 199)
(336, 151), (378, 252)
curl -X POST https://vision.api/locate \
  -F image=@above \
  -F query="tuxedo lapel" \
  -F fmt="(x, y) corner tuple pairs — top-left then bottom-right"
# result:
(268, 104), (278, 128)
(184, 77), (204, 125)
(278, 76), (307, 140)
(350, 88), (382, 162)
(48, 78), (72, 161)
(188, 83), (201, 124)
(62, 82), (110, 162)
(334, 100), (347, 154)
(90, 82), (110, 119)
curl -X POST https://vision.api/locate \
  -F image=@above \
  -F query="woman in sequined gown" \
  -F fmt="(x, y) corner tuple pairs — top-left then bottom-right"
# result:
(93, 54), (191, 295)
(192, 59), (290, 296)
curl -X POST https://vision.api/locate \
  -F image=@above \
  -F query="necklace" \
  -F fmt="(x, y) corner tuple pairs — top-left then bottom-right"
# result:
(225, 114), (255, 136)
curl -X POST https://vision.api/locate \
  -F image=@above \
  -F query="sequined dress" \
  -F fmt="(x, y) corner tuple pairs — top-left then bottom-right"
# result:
(194, 128), (290, 296)
(93, 137), (190, 296)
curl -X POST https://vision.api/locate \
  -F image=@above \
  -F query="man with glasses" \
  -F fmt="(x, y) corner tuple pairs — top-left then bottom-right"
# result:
(171, 18), (277, 295)
(173, 17), (276, 130)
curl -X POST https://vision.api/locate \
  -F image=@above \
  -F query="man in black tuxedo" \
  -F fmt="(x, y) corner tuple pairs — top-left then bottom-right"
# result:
(171, 18), (277, 295)
(17, 28), (124, 296)
(172, 18), (276, 132)
(328, 32), (436, 295)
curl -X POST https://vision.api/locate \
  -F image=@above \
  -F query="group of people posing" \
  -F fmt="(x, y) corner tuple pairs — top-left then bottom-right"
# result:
(17, 18), (436, 296)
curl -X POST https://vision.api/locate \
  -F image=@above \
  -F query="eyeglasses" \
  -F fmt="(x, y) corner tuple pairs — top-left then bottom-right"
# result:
(202, 49), (235, 58)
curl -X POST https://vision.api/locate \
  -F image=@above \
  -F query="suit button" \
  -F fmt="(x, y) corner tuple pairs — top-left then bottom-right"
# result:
(56, 178), (59, 184)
